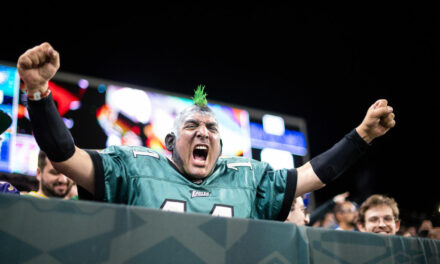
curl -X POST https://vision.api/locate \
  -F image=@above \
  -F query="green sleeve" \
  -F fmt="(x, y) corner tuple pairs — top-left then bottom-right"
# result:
(99, 146), (132, 203)
(254, 162), (297, 220)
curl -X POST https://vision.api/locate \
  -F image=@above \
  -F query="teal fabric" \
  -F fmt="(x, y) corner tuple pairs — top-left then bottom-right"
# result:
(1, 194), (439, 264)
(99, 145), (292, 219)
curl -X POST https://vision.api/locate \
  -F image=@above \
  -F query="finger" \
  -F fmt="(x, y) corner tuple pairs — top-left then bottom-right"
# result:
(380, 113), (396, 128)
(382, 119), (396, 129)
(371, 105), (393, 119)
(372, 99), (388, 110)
(47, 46), (60, 68)
(17, 53), (33, 70)
(381, 112), (395, 124)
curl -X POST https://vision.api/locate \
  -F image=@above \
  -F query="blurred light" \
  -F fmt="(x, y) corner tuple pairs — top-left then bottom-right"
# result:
(62, 118), (74, 129)
(98, 84), (106, 93)
(260, 148), (294, 169)
(263, 114), (285, 136)
(107, 87), (151, 123)
(0, 90), (3, 104)
(69, 101), (81, 110)
(0, 72), (6, 84)
(250, 122), (307, 156)
(78, 79), (89, 89)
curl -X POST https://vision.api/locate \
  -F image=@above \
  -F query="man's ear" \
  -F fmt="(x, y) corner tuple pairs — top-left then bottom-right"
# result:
(165, 133), (176, 152)
(395, 220), (401, 232)
(36, 167), (41, 182)
(220, 138), (223, 155)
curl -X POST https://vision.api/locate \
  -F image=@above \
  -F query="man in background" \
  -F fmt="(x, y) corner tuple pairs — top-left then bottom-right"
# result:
(285, 196), (310, 226)
(356, 194), (400, 235)
(334, 200), (358, 231)
(25, 150), (74, 199)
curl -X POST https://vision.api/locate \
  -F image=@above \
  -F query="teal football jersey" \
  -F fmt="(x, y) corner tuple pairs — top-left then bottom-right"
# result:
(84, 146), (297, 220)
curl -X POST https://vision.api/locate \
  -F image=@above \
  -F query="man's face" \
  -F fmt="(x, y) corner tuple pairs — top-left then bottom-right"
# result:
(38, 157), (73, 198)
(172, 111), (221, 179)
(285, 197), (309, 226)
(357, 205), (400, 235)
(338, 202), (357, 225)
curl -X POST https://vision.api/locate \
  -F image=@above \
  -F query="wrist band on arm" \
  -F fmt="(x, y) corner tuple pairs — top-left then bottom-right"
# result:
(27, 89), (51, 101)
(27, 93), (75, 162)
(309, 129), (370, 184)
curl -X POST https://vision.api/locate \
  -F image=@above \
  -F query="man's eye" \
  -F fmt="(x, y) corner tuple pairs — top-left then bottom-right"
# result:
(384, 216), (394, 222)
(368, 217), (379, 223)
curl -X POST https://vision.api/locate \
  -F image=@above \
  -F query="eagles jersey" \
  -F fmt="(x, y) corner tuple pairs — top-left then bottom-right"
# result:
(80, 146), (297, 220)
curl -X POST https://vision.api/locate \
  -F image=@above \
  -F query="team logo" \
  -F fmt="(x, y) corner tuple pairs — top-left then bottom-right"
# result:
(190, 190), (210, 198)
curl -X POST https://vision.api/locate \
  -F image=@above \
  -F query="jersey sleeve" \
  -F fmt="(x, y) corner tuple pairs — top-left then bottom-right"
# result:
(78, 146), (131, 203)
(254, 163), (297, 221)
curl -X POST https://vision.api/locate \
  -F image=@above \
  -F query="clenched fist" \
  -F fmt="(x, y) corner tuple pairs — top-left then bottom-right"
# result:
(17, 42), (60, 94)
(356, 99), (396, 143)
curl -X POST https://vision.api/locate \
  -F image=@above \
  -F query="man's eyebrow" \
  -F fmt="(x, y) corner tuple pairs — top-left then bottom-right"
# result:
(183, 119), (199, 125)
(184, 119), (218, 126)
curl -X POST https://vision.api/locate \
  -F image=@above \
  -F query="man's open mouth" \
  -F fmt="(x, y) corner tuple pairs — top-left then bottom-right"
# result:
(193, 145), (209, 162)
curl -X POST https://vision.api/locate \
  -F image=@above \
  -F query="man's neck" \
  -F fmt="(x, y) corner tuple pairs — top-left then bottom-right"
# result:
(339, 222), (355, 230)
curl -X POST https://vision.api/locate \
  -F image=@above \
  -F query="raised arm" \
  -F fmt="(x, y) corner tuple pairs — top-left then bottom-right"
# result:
(18, 42), (95, 193)
(295, 99), (395, 197)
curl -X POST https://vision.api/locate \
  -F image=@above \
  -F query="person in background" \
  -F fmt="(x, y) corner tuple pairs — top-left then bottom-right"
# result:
(356, 194), (400, 235)
(25, 150), (74, 199)
(417, 219), (433, 238)
(285, 196), (310, 226)
(64, 182), (79, 200)
(308, 191), (350, 227)
(428, 227), (440, 240)
(0, 181), (20, 195)
(334, 200), (358, 231)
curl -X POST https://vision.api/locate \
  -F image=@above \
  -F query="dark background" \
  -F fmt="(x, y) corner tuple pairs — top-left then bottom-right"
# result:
(2, 4), (439, 226)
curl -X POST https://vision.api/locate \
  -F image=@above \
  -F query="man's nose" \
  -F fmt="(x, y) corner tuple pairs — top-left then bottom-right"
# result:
(196, 125), (209, 138)
(305, 214), (310, 225)
(57, 175), (68, 183)
(378, 218), (387, 227)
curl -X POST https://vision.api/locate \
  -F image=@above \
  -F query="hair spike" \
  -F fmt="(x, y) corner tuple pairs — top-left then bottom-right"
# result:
(192, 85), (208, 107)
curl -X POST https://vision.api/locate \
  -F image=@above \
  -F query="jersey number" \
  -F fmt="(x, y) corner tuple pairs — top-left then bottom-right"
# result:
(160, 199), (234, 217)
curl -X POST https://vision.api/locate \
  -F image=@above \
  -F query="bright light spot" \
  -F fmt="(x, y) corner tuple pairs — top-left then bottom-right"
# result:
(260, 148), (294, 169)
(263, 114), (285, 136)
(0, 90), (3, 104)
(78, 79), (89, 89)
(69, 101), (81, 110)
(107, 87), (151, 123)
(98, 84), (107, 93)
(63, 118), (74, 129)
(0, 72), (7, 84)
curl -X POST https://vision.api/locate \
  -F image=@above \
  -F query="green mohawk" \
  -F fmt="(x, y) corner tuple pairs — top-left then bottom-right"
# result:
(192, 85), (208, 107)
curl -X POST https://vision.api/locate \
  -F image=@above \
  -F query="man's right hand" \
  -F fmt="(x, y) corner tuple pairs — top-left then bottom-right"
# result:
(17, 42), (60, 93)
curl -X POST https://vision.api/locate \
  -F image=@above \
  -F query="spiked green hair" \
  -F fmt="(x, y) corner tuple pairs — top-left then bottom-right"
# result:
(172, 85), (216, 136)
(192, 85), (208, 107)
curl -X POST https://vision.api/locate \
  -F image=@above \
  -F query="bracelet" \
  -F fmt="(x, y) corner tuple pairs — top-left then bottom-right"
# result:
(27, 89), (51, 101)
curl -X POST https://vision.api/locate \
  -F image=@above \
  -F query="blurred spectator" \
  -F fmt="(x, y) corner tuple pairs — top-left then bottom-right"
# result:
(417, 219), (433, 238)
(0, 181), (20, 195)
(428, 227), (440, 240)
(285, 196), (310, 226)
(24, 150), (74, 199)
(334, 201), (358, 231)
(64, 182), (78, 200)
(357, 194), (400, 235)
(309, 192), (349, 227)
